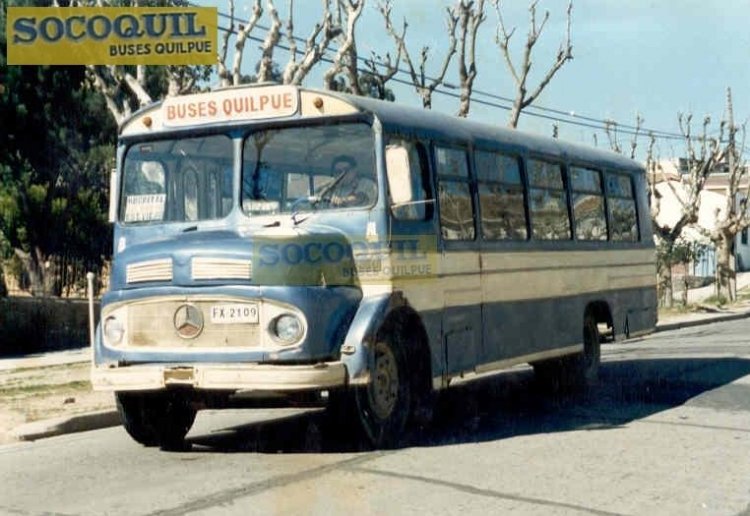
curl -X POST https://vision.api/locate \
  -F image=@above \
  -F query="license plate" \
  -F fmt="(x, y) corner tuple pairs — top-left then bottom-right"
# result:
(210, 303), (259, 324)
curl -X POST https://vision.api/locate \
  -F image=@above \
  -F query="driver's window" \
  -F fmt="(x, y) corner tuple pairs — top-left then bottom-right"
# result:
(387, 138), (432, 221)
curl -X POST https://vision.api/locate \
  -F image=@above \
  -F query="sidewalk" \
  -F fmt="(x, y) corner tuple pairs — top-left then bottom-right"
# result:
(2, 299), (750, 445)
(655, 301), (750, 332)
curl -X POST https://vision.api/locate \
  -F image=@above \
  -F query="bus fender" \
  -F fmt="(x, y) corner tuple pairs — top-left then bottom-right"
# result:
(339, 292), (407, 386)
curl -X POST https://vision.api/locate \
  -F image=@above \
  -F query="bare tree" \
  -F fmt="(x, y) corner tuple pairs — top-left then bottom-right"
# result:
(378, 0), (458, 109)
(322, 0), (366, 94)
(55, 0), (211, 122)
(282, 0), (341, 85)
(707, 88), (749, 301)
(649, 115), (725, 306)
(217, 0), (265, 87)
(603, 114), (643, 159)
(453, 0), (486, 117)
(359, 50), (401, 100)
(493, 0), (573, 128)
(217, 0), (342, 88)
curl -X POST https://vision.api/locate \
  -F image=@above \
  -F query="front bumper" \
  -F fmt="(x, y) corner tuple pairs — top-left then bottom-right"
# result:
(92, 361), (348, 392)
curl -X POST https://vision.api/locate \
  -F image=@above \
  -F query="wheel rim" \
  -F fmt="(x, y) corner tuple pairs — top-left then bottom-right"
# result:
(370, 342), (399, 420)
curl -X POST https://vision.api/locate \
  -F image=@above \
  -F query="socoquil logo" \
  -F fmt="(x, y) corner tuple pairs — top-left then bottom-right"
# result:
(7, 7), (217, 65)
(252, 235), (438, 287)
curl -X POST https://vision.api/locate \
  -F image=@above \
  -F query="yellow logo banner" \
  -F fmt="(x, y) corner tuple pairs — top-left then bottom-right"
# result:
(7, 7), (217, 65)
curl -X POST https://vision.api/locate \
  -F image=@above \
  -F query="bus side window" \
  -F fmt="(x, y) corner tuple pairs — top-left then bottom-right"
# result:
(475, 150), (527, 240)
(386, 139), (432, 221)
(436, 146), (475, 241)
(570, 166), (607, 241)
(606, 172), (639, 242)
(527, 158), (571, 240)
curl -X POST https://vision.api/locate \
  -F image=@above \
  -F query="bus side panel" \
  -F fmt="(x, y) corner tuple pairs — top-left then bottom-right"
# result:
(480, 285), (657, 362)
(609, 285), (658, 339)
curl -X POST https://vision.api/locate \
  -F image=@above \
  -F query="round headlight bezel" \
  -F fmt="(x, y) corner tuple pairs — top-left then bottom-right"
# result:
(270, 314), (304, 345)
(103, 315), (125, 345)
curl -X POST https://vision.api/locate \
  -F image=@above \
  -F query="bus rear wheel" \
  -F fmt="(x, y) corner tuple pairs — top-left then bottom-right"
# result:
(574, 312), (601, 386)
(354, 337), (412, 449)
(115, 391), (197, 450)
(534, 311), (601, 390)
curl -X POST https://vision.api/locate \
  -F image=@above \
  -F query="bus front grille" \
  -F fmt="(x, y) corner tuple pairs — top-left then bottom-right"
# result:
(126, 259), (173, 283)
(191, 257), (253, 280)
(125, 301), (261, 349)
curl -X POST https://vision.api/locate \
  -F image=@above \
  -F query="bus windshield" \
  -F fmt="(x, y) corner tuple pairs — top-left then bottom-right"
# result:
(120, 134), (234, 224)
(242, 122), (376, 214)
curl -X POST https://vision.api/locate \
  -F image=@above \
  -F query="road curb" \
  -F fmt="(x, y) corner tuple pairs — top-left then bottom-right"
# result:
(11, 409), (120, 442)
(655, 310), (750, 333)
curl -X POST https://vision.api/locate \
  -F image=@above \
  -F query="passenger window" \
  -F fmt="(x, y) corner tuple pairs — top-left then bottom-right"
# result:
(527, 159), (571, 240)
(386, 138), (432, 221)
(606, 172), (639, 242)
(436, 146), (475, 240)
(570, 166), (607, 241)
(475, 150), (527, 240)
(435, 147), (470, 178)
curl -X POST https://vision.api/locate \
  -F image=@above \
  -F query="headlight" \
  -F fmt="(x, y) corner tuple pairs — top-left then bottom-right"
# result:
(270, 314), (303, 344)
(103, 316), (125, 345)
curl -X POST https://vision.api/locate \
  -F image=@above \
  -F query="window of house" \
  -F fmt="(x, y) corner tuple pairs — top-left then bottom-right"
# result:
(436, 146), (475, 240)
(570, 166), (607, 241)
(475, 150), (527, 240)
(527, 159), (571, 240)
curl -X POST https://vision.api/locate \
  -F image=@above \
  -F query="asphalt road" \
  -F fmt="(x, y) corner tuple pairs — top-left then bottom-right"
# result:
(2, 319), (750, 516)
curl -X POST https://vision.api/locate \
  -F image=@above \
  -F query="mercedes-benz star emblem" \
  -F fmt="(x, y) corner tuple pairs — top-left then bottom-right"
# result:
(174, 304), (204, 339)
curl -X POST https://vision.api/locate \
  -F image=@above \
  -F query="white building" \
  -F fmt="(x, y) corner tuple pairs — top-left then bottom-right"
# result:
(652, 159), (750, 276)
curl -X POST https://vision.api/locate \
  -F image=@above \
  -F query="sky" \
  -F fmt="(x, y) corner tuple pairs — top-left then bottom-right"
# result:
(195, 0), (750, 161)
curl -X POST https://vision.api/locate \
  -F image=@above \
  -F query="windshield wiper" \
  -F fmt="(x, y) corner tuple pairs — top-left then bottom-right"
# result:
(310, 169), (348, 208)
(287, 169), (349, 226)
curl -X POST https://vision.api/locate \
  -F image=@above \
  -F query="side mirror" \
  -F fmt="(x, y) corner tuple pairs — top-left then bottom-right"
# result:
(385, 145), (413, 206)
(108, 169), (117, 223)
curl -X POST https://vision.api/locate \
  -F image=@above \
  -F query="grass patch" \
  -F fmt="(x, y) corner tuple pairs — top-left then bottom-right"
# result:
(0, 380), (91, 400)
(701, 294), (729, 307)
(9, 362), (90, 375)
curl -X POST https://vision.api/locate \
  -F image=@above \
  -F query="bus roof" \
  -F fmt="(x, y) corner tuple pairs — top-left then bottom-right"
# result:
(120, 84), (642, 172)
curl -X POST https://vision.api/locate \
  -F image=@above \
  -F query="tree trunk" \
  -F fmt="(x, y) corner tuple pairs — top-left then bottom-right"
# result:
(714, 232), (736, 302)
(14, 248), (45, 296)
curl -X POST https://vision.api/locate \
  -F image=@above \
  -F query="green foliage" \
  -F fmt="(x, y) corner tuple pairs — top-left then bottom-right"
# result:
(1, 7), (117, 292)
(656, 239), (699, 272)
(703, 294), (729, 307)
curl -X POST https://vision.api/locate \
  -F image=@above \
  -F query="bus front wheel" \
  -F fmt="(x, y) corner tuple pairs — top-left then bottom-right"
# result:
(115, 391), (196, 450)
(354, 337), (412, 448)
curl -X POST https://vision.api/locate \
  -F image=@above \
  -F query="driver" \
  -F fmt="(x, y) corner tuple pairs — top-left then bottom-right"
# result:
(328, 155), (377, 207)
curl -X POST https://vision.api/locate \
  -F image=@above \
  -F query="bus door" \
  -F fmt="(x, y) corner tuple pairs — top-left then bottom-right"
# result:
(385, 138), (443, 376)
(434, 145), (482, 376)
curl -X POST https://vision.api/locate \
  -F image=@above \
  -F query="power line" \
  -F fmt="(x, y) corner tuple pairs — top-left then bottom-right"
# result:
(207, 4), (692, 143)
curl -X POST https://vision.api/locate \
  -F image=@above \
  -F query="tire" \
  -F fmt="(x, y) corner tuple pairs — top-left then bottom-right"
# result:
(533, 311), (601, 391)
(115, 391), (197, 450)
(354, 337), (413, 449)
(572, 312), (601, 387)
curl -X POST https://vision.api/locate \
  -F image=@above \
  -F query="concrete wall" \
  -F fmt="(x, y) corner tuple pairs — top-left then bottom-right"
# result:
(0, 297), (99, 356)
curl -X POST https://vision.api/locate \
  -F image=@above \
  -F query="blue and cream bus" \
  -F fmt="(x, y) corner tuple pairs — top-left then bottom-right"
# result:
(92, 84), (657, 448)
